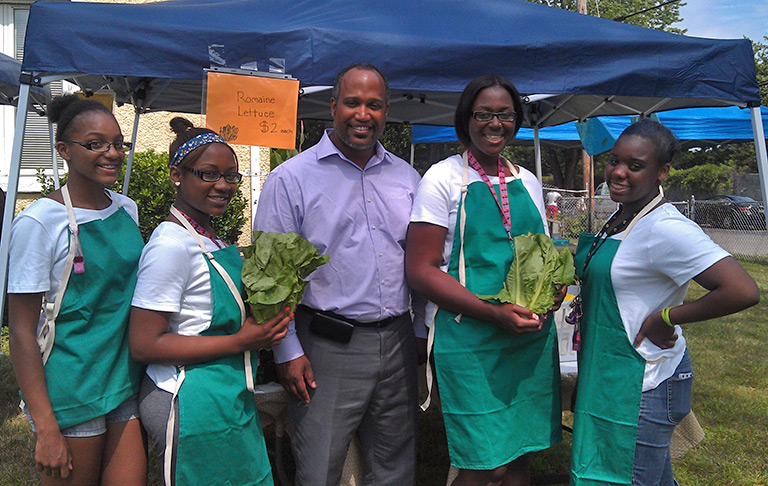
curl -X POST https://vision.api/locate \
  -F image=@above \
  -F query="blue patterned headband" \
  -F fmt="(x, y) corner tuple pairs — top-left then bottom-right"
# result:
(169, 132), (227, 167)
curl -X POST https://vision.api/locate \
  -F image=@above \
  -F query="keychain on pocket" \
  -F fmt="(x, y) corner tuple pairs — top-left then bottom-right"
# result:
(566, 294), (582, 351)
(70, 226), (85, 274)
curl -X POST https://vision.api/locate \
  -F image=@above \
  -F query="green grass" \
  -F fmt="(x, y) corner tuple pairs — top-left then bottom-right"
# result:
(2, 260), (767, 485)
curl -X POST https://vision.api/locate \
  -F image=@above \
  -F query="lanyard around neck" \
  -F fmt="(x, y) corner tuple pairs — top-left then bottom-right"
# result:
(582, 190), (664, 275)
(467, 150), (512, 237)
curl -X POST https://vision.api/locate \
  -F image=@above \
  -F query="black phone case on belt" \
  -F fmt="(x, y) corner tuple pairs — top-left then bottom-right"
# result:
(309, 312), (354, 343)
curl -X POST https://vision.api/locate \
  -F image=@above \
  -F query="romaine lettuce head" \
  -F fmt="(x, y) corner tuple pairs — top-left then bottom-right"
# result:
(477, 233), (575, 315)
(242, 231), (329, 322)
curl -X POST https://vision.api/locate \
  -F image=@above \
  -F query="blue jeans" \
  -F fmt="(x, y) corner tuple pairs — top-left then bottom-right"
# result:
(633, 349), (693, 486)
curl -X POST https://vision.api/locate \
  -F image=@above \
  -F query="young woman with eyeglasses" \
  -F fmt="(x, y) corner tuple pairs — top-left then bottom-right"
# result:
(406, 75), (564, 486)
(128, 117), (289, 486)
(8, 94), (147, 485)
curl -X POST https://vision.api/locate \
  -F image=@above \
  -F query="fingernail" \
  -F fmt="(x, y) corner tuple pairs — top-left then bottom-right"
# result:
(290, 312), (295, 319)
(285, 306), (290, 312)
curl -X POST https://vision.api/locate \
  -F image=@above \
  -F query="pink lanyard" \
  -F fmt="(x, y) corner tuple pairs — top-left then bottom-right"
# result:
(467, 151), (512, 238)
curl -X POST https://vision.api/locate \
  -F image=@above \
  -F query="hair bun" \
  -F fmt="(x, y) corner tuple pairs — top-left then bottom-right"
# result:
(170, 116), (195, 135)
(46, 94), (82, 124)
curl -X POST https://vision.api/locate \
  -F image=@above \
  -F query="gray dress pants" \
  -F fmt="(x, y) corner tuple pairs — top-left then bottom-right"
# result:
(289, 311), (418, 486)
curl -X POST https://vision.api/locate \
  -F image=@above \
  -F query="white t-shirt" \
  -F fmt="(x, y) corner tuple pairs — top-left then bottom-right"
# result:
(608, 203), (729, 391)
(131, 221), (228, 393)
(546, 191), (562, 206)
(409, 154), (548, 327)
(8, 191), (139, 331)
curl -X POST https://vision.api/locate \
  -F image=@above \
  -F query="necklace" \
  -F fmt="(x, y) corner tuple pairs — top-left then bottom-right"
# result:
(174, 207), (227, 249)
(467, 151), (512, 238)
(580, 206), (641, 275)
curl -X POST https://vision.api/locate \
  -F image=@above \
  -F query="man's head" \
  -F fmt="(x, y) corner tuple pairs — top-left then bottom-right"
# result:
(329, 63), (390, 166)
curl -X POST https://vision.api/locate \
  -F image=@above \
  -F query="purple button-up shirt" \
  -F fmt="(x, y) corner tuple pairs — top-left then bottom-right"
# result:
(253, 130), (424, 362)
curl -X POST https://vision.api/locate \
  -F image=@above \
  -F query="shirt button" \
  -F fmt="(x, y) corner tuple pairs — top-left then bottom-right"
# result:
(379, 253), (383, 257)
(367, 198), (371, 202)
(372, 225), (376, 230)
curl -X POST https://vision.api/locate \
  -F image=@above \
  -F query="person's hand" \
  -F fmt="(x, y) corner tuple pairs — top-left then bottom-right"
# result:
(277, 355), (316, 404)
(237, 308), (290, 350)
(35, 428), (73, 479)
(492, 304), (543, 334)
(633, 312), (678, 349)
(416, 337), (428, 365)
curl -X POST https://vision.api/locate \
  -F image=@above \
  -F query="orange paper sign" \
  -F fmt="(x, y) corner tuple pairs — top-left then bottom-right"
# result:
(205, 72), (299, 149)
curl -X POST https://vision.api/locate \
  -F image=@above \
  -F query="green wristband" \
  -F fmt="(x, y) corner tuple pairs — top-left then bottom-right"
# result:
(660, 306), (675, 327)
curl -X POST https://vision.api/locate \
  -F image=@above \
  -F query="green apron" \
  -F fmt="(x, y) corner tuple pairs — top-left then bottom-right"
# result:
(433, 159), (562, 469)
(570, 234), (645, 485)
(33, 188), (144, 430)
(169, 210), (272, 486)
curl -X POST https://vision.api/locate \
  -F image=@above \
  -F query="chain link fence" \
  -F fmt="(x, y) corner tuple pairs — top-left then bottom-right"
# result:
(545, 190), (768, 263)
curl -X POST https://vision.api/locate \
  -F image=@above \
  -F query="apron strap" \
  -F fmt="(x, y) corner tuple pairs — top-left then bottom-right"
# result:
(169, 206), (254, 392)
(619, 188), (664, 241)
(419, 305), (439, 412)
(38, 185), (80, 365)
(164, 366), (186, 486)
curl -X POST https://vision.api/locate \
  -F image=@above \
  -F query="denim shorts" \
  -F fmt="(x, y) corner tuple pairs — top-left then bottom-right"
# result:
(24, 395), (139, 438)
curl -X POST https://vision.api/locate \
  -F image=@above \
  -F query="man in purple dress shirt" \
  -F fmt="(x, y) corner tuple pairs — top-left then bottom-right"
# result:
(253, 63), (425, 485)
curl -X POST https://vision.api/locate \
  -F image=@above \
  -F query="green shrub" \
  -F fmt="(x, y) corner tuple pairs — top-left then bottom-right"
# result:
(37, 150), (247, 243)
(666, 163), (734, 199)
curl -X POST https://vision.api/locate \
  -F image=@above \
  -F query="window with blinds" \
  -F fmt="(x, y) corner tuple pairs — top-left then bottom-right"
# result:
(15, 6), (64, 172)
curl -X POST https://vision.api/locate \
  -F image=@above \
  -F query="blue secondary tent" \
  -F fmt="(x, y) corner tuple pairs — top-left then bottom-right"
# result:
(1, 0), (766, 312)
(412, 106), (768, 154)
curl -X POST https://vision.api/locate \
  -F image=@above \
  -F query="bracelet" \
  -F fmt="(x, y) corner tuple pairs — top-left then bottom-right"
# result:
(660, 306), (675, 327)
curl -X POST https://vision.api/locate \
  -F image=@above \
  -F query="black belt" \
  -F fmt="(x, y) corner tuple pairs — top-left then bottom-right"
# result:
(297, 305), (403, 328)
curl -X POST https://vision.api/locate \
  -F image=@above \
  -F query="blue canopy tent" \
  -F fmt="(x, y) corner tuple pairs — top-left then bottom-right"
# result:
(1, 0), (765, 315)
(411, 106), (768, 155)
(0, 52), (47, 107)
(577, 106), (768, 156)
(412, 123), (583, 148)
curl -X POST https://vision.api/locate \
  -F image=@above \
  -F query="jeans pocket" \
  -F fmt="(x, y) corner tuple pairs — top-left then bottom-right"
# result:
(666, 358), (693, 424)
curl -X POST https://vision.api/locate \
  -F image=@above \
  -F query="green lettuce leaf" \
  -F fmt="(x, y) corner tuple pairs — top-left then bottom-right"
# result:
(242, 231), (330, 322)
(477, 233), (575, 315)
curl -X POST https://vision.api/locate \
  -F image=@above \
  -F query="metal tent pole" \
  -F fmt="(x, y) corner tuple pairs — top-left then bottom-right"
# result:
(50, 121), (60, 189)
(534, 126), (542, 182)
(122, 109), (141, 195)
(750, 106), (768, 236)
(0, 82), (32, 319)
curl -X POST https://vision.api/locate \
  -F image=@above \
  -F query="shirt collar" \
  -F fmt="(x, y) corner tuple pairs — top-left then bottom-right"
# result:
(317, 129), (387, 170)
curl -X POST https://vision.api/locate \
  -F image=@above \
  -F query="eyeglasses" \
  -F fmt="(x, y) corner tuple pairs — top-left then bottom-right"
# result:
(65, 140), (133, 153)
(184, 167), (243, 184)
(472, 111), (517, 123)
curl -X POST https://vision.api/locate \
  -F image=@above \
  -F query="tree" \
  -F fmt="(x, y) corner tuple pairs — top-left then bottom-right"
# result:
(530, 0), (686, 33)
(754, 37), (768, 106)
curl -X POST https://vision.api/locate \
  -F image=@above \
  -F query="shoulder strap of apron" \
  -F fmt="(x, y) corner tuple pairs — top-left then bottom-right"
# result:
(618, 188), (664, 242)
(420, 152), (520, 412)
(38, 185), (81, 365)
